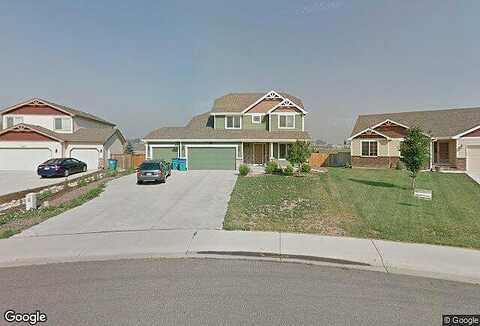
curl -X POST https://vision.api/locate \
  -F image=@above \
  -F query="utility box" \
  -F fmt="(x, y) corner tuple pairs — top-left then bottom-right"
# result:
(414, 189), (432, 200)
(25, 193), (37, 210)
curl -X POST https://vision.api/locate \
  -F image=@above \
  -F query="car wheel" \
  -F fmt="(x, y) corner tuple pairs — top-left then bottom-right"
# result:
(64, 169), (70, 177)
(137, 180), (143, 185)
(161, 177), (166, 184)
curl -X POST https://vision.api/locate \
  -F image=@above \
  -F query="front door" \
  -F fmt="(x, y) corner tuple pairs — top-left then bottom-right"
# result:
(439, 142), (449, 163)
(254, 144), (264, 164)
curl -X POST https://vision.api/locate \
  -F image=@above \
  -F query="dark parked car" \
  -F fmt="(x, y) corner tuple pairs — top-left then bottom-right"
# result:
(136, 160), (171, 184)
(37, 158), (87, 178)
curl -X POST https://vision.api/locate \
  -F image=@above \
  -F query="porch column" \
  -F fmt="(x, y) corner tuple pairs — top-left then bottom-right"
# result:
(270, 142), (274, 159)
(429, 141), (433, 170)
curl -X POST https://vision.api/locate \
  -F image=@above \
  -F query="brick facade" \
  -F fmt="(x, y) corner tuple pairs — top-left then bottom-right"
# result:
(456, 158), (466, 171)
(352, 156), (400, 169)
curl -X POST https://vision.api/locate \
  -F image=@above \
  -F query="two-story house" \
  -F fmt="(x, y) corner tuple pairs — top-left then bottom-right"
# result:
(143, 91), (310, 170)
(0, 98), (126, 170)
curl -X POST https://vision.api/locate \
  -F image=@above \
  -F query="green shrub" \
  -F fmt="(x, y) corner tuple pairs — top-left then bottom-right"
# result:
(395, 160), (405, 170)
(265, 160), (279, 174)
(283, 164), (294, 176)
(300, 163), (311, 173)
(239, 164), (250, 176)
(344, 163), (352, 169)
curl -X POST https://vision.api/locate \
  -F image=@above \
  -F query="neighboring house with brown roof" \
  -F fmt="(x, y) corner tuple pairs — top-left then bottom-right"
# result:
(143, 90), (310, 170)
(0, 98), (126, 170)
(348, 107), (480, 174)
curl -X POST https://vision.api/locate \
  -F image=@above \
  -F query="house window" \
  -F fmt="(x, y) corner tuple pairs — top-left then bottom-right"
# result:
(54, 117), (72, 131)
(252, 115), (262, 124)
(6, 116), (23, 128)
(361, 141), (378, 156)
(279, 143), (288, 159)
(226, 116), (241, 129)
(278, 115), (294, 129)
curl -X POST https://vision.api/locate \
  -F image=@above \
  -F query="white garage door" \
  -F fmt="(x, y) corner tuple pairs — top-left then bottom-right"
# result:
(0, 148), (53, 170)
(467, 146), (480, 173)
(70, 149), (100, 170)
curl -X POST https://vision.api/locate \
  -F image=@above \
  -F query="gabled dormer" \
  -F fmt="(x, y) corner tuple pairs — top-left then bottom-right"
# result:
(0, 98), (115, 133)
(210, 90), (307, 132)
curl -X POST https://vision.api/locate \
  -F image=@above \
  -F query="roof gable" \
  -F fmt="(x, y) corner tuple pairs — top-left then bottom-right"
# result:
(1, 98), (116, 126)
(351, 107), (480, 138)
(211, 91), (304, 114)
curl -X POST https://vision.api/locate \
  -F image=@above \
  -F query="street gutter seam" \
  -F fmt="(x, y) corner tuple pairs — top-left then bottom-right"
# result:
(371, 240), (389, 273)
(185, 230), (198, 256)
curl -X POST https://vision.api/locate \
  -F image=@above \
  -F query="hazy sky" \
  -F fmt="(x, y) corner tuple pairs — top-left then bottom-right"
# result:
(1, 0), (479, 143)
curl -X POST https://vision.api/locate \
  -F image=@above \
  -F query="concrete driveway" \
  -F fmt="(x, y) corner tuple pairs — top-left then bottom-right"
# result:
(19, 171), (238, 237)
(0, 170), (96, 197)
(467, 172), (480, 184)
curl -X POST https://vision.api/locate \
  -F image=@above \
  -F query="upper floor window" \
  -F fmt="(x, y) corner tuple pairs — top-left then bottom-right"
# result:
(278, 115), (295, 129)
(361, 141), (378, 156)
(5, 116), (23, 128)
(226, 116), (241, 129)
(54, 117), (72, 131)
(251, 115), (262, 124)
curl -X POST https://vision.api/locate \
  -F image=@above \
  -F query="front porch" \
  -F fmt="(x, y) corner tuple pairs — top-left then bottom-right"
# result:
(431, 139), (462, 171)
(243, 142), (291, 166)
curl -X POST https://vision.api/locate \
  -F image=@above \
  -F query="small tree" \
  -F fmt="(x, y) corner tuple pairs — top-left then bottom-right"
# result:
(287, 141), (312, 167)
(124, 141), (134, 154)
(399, 127), (430, 190)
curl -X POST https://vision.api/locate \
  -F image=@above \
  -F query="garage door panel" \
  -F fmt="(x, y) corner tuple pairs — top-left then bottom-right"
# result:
(467, 146), (480, 173)
(0, 148), (53, 170)
(152, 147), (177, 162)
(188, 147), (236, 170)
(70, 149), (99, 170)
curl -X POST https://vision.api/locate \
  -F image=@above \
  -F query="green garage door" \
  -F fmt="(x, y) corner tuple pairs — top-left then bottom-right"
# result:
(152, 147), (177, 162)
(188, 147), (236, 170)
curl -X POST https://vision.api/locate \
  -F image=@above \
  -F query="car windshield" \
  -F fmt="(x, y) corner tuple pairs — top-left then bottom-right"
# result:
(139, 163), (160, 170)
(43, 159), (65, 165)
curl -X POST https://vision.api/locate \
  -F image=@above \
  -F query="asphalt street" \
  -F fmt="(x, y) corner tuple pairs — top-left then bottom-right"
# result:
(1, 258), (479, 325)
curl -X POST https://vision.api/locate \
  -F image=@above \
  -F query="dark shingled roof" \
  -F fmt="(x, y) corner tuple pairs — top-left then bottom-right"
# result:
(351, 107), (480, 138)
(211, 92), (304, 113)
(144, 112), (310, 140)
(5, 123), (123, 144)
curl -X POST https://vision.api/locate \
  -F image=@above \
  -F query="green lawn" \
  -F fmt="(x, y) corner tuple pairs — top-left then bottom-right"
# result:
(224, 168), (480, 249)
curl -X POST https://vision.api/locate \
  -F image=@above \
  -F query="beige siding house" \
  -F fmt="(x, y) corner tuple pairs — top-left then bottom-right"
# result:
(348, 107), (480, 175)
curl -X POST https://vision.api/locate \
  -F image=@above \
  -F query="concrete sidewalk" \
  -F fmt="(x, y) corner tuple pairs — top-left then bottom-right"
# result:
(0, 230), (479, 284)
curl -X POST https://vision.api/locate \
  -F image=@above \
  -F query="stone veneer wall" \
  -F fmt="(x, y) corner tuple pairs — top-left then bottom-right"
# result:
(352, 156), (400, 169)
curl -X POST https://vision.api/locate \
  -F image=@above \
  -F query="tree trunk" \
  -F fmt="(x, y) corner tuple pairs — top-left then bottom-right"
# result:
(412, 177), (416, 192)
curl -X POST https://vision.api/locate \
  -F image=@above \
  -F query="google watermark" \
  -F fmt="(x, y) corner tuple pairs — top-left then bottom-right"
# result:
(4, 310), (47, 325)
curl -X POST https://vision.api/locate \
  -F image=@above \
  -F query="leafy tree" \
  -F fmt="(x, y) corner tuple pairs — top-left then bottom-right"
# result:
(287, 141), (313, 167)
(399, 127), (430, 190)
(124, 141), (134, 154)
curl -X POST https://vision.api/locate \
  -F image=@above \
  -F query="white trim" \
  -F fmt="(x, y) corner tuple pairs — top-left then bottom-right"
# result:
(360, 140), (379, 157)
(266, 98), (307, 114)
(251, 114), (262, 124)
(453, 125), (480, 139)
(302, 115), (305, 132)
(241, 90), (284, 114)
(225, 115), (242, 129)
(148, 144), (178, 161)
(277, 114), (295, 129)
(370, 119), (411, 131)
(0, 123), (64, 142)
(184, 144), (240, 170)
(210, 112), (242, 116)
(348, 128), (391, 141)
(142, 138), (306, 142)
(270, 142), (274, 159)
(0, 98), (74, 117)
(213, 116), (216, 129)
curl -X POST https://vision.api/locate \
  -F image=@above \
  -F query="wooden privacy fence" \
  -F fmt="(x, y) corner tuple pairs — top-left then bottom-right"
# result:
(309, 151), (351, 168)
(111, 153), (145, 170)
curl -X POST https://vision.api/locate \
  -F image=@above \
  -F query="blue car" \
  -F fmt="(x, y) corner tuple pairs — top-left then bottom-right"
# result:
(37, 158), (87, 178)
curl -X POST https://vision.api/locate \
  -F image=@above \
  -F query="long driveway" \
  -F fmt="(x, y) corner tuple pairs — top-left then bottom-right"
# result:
(18, 171), (237, 237)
